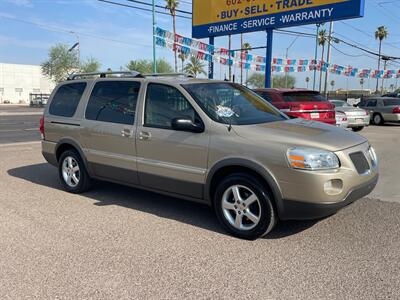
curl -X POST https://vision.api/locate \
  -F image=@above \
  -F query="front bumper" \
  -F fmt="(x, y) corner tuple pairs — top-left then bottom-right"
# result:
(279, 174), (378, 220)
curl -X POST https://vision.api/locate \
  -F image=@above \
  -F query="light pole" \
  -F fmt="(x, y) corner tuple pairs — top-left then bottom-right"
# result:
(69, 31), (80, 67)
(313, 23), (321, 91)
(381, 56), (390, 94)
(323, 21), (334, 96)
(152, 0), (157, 73)
(285, 35), (299, 88)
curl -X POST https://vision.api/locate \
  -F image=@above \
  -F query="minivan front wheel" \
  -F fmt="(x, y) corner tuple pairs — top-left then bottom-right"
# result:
(58, 150), (91, 194)
(214, 174), (276, 240)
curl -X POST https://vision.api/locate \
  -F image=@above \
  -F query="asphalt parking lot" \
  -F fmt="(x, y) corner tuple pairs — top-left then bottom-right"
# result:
(0, 107), (399, 299)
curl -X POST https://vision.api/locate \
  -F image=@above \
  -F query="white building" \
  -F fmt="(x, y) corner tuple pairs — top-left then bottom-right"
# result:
(0, 63), (55, 104)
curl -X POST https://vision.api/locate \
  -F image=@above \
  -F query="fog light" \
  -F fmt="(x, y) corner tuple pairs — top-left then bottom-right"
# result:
(324, 179), (343, 196)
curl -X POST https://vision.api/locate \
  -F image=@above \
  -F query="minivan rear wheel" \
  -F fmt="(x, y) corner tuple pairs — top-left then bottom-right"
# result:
(214, 173), (277, 240)
(58, 150), (91, 194)
(372, 113), (384, 125)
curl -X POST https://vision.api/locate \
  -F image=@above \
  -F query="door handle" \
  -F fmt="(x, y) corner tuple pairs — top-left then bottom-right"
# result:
(139, 131), (152, 140)
(121, 128), (132, 137)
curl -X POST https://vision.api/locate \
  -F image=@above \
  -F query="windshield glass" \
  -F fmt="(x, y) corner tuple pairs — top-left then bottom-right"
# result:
(383, 98), (400, 106)
(183, 83), (287, 125)
(282, 92), (327, 103)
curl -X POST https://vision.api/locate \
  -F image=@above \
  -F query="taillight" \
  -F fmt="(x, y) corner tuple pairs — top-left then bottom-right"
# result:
(39, 116), (45, 139)
(393, 107), (400, 114)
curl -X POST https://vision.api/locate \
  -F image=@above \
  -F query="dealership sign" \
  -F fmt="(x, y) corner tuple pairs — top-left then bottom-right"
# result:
(192, 0), (365, 39)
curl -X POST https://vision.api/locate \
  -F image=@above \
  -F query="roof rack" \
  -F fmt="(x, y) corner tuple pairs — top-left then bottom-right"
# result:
(67, 71), (144, 80)
(143, 73), (193, 78)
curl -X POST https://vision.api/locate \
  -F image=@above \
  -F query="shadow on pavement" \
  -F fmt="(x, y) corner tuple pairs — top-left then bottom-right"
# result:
(8, 163), (318, 239)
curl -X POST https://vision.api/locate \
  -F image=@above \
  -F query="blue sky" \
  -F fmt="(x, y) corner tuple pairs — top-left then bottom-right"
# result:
(0, 0), (399, 90)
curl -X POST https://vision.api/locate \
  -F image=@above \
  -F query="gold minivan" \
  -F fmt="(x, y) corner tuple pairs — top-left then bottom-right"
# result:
(41, 72), (379, 240)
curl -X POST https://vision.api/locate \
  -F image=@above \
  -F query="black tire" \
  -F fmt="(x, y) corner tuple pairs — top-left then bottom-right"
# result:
(372, 113), (384, 125)
(58, 150), (91, 194)
(352, 127), (364, 132)
(213, 173), (277, 240)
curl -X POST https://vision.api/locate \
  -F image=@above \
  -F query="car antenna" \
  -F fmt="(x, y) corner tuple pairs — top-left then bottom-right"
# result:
(228, 118), (232, 132)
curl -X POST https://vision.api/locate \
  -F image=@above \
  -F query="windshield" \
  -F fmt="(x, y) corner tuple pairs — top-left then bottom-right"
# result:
(183, 83), (287, 125)
(383, 98), (400, 106)
(283, 92), (327, 103)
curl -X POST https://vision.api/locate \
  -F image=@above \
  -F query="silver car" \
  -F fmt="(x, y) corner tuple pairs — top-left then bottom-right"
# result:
(335, 111), (349, 129)
(330, 100), (370, 132)
(358, 97), (400, 125)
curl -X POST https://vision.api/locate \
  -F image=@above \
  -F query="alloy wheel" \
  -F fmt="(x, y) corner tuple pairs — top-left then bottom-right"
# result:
(221, 185), (262, 231)
(62, 156), (80, 188)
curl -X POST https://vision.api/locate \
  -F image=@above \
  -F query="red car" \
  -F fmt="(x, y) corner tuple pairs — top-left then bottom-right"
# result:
(254, 89), (336, 125)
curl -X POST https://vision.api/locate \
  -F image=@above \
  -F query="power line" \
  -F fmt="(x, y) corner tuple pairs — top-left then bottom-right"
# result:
(126, 0), (192, 15)
(98, 0), (191, 19)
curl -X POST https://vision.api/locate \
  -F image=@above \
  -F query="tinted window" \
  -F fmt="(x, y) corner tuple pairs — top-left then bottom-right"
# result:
(282, 92), (327, 103)
(383, 99), (400, 106)
(183, 83), (287, 125)
(367, 100), (377, 107)
(145, 84), (199, 129)
(49, 83), (86, 117)
(85, 81), (140, 125)
(256, 91), (273, 103)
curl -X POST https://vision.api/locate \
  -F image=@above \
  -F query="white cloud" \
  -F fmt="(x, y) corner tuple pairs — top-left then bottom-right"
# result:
(2, 0), (33, 7)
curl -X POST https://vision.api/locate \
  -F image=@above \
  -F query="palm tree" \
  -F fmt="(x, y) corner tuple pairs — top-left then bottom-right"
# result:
(318, 29), (328, 93)
(165, 0), (179, 73)
(242, 42), (252, 84)
(330, 80), (335, 91)
(305, 77), (310, 89)
(184, 56), (207, 78)
(375, 26), (388, 93)
(178, 52), (188, 72)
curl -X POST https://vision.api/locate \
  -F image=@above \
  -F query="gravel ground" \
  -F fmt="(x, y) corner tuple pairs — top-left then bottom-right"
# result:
(0, 140), (399, 299)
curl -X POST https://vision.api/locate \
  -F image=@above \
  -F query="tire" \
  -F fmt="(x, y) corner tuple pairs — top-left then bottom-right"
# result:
(58, 150), (91, 194)
(352, 127), (364, 132)
(214, 173), (277, 240)
(372, 113), (384, 125)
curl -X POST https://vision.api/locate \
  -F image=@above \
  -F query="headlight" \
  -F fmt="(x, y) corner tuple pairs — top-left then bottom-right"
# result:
(367, 146), (378, 167)
(287, 148), (340, 171)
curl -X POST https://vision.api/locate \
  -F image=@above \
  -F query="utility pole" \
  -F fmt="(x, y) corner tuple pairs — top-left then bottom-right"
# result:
(323, 21), (333, 96)
(240, 33), (243, 85)
(313, 24), (321, 91)
(152, 0), (157, 73)
(285, 35), (299, 88)
(381, 56), (389, 94)
(228, 35), (232, 81)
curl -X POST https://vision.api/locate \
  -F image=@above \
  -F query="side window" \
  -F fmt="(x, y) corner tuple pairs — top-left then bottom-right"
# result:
(49, 83), (86, 117)
(144, 84), (198, 129)
(366, 100), (377, 107)
(85, 81), (140, 125)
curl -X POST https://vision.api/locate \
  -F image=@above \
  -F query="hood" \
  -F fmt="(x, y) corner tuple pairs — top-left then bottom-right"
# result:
(233, 118), (367, 152)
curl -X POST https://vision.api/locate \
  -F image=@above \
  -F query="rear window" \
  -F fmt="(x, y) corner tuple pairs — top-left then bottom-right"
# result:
(255, 91), (273, 103)
(383, 99), (400, 106)
(49, 83), (87, 117)
(282, 92), (327, 103)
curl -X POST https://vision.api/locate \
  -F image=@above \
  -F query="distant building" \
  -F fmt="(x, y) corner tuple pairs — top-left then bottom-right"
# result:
(0, 63), (55, 104)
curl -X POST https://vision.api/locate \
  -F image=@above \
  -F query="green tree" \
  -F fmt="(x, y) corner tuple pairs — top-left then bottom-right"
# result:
(375, 26), (389, 93)
(41, 43), (79, 83)
(246, 74), (296, 89)
(178, 52), (188, 72)
(126, 58), (173, 74)
(165, 0), (179, 73)
(184, 56), (206, 78)
(80, 57), (101, 73)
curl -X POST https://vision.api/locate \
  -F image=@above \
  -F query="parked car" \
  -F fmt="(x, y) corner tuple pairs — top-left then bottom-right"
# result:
(358, 97), (400, 125)
(254, 89), (336, 125)
(329, 100), (370, 132)
(40, 72), (378, 240)
(382, 92), (400, 98)
(335, 111), (349, 129)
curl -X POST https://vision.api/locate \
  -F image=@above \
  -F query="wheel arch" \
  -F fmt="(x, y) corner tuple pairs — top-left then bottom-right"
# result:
(205, 158), (284, 216)
(55, 138), (89, 171)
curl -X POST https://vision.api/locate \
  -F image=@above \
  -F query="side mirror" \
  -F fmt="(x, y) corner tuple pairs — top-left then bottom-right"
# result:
(171, 118), (204, 133)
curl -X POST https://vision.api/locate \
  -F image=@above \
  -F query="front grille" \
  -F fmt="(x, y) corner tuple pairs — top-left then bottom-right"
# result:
(349, 152), (370, 175)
